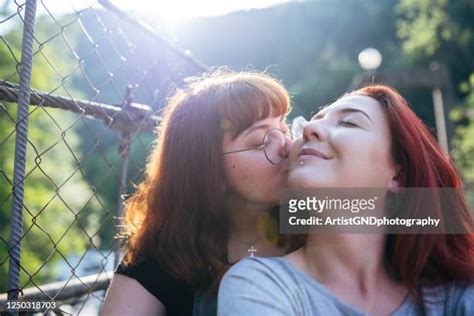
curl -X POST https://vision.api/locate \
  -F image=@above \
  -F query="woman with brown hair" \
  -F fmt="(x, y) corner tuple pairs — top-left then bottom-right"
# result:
(100, 68), (304, 315)
(218, 85), (474, 315)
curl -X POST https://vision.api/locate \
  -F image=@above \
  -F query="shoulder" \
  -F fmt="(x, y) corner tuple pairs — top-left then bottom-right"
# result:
(115, 256), (189, 285)
(114, 257), (195, 312)
(115, 257), (171, 288)
(225, 256), (296, 277)
(421, 281), (474, 315)
(115, 256), (165, 279)
(223, 256), (299, 287)
(218, 257), (302, 315)
(102, 272), (165, 315)
(447, 281), (474, 314)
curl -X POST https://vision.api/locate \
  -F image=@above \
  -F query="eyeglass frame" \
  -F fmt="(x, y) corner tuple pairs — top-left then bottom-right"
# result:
(221, 128), (290, 165)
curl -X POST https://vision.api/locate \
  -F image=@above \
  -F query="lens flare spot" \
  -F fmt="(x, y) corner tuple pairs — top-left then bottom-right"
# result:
(220, 119), (231, 130)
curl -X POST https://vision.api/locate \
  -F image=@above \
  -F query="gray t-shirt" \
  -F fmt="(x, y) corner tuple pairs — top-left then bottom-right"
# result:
(218, 257), (474, 316)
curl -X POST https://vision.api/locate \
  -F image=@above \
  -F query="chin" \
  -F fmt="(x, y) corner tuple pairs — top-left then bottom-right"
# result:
(288, 175), (315, 188)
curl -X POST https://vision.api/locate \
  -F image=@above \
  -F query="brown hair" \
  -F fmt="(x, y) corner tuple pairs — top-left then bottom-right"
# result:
(119, 68), (304, 292)
(355, 85), (474, 299)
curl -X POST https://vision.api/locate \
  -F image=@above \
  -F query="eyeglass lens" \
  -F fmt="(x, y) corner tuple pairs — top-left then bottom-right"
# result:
(263, 129), (289, 164)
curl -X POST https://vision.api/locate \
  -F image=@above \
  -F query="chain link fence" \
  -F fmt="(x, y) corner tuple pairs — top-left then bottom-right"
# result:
(0, 0), (207, 314)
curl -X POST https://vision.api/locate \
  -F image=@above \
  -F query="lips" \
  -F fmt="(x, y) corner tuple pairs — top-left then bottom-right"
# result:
(298, 147), (331, 160)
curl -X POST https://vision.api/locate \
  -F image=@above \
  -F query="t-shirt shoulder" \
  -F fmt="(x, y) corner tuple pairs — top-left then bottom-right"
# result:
(422, 281), (474, 315)
(452, 282), (474, 314)
(224, 256), (303, 287)
(114, 257), (195, 311)
(218, 257), (302, 315)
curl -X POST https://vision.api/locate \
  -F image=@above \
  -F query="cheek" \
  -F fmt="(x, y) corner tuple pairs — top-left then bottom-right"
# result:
(337, 135), (394, 182)
(287, 168), (318, 188)
(289, 138), (304, 162)
(224, 154), (284, 196)
(334, 133), (380, 162)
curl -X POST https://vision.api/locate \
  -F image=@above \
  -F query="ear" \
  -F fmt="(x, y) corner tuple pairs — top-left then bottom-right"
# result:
(388, 166), (401, 193)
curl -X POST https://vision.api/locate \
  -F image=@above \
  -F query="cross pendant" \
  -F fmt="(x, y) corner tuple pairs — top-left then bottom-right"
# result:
(248, 245), (257, 257)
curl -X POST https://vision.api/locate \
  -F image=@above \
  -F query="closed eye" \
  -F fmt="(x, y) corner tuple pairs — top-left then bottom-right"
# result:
(339, 119), (358, 127)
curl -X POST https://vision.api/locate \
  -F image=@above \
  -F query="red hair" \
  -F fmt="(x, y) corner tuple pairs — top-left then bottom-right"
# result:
(119, 68), (304, 292)
(355, 85), (474, 299)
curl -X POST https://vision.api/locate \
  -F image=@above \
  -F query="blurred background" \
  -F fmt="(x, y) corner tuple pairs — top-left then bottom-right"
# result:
(1, 0), (473, 314)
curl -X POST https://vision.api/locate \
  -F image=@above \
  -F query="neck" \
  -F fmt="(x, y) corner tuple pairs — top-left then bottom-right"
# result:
(225, 192), (274, 242)
(225, 192), (287, 263)
(302, 234), (387, 292)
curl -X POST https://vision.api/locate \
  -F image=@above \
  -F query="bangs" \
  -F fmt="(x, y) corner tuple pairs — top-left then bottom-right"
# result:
(218, 75), (290, 137)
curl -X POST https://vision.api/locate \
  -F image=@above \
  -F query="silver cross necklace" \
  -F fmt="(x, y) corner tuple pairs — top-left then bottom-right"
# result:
(230, 237), (261, 257)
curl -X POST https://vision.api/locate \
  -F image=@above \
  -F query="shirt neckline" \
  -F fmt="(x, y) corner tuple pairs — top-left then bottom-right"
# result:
(273, 256), (413, 315)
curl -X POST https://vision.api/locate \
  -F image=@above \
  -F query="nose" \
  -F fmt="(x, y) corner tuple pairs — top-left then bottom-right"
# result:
(302, 120), (328, 143)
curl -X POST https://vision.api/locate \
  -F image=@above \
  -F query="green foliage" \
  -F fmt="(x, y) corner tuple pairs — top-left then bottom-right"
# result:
(396, 0), (474, 151)
(397, 0), (450, 57)
(453, 72), (474, 189)
(397, 0), (474, 201)
(0, 17), (100, 292)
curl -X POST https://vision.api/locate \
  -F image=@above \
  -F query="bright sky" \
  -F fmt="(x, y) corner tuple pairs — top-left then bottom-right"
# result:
(6, 0), (292, 20)
(111, 0), (294, 30)
(1, 0), (294, 35)
(113, 0), (293, 18)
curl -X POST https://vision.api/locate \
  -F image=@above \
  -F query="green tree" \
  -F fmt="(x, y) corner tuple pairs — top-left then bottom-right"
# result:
(397, 0), (474, 205)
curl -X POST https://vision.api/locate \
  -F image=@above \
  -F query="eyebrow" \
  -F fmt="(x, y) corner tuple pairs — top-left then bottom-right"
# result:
(312, 107), (373, 123)
(243, 124), (270, 136)
(243, 116), (288, 136)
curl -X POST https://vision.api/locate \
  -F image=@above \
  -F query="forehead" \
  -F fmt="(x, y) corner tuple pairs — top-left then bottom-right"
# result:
(319, 94), (381, 116)
(224, 115), (286, 143)
(249, 115), (285, 126)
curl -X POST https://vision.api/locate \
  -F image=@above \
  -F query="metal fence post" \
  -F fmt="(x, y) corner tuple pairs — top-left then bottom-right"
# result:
(114, 130), (131, 268)
(0, 0), (206, 310)
(7, 0), (38, 311)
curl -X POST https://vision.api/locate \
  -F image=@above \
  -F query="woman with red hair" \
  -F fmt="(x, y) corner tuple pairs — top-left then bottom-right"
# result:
(101, 69), (304, 315)
(218, 85), (474, 315)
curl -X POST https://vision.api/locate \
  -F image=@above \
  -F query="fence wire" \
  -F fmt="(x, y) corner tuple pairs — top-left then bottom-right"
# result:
(0, 0), (207, 314)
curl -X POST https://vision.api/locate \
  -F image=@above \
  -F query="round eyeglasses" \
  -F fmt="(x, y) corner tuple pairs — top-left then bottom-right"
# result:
(290, 116), (310, 139)
(222, 128), (290, 164)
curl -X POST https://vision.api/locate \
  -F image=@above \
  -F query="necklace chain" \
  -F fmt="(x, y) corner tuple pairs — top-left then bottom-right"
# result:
(229, 236), (261, 246)
(229, 236), (261, 257)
